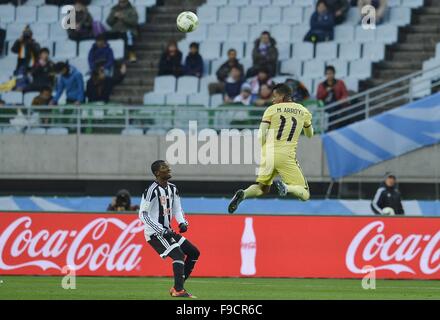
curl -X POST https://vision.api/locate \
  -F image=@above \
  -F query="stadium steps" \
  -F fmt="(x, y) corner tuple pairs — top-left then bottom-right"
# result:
(110, 0), (206, 104)
(360, 0), (440, 110)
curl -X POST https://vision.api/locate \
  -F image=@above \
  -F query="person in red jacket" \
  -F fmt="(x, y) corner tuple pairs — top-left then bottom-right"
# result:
(316, 65), (349, 130)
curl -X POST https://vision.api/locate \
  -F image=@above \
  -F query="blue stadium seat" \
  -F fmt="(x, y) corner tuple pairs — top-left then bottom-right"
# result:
(143, 92), (166, 105)
(88, 5), (103, 21)
(185, 25), (208, 42)
(292, 42), (314, 60)
(389, 7), (412, 26)
(29, 23), (50, 43)
(334, 25), (355, 43)
(188, 93), (210, 106)
(54, 40), (77, 59)
(291, 25), (309, 42)
(26, 128), (47, 135)
(325, 60), (348, 77)
(227, 0), (249, 6)
(375, 25), (398, 44)
(16, 6), (37, 23)
(277, 42), (292, 60)
(218, 7), (239, 24)
(50, 22), (68, 41)
(210, 94), (224, 108)
(249, 24), (271, 42)
(197, 5), (218, 24)
(0, 4), (15, 23)
(207, 24), (229, 42)
(355, 26), (376, 43)
(280, 59), (303, 76)
(228, 24), (250, 41)
(303, 60), (325, 79)
(121, 128), (144, 136)
(273, 0), (293, 5)
(200, 41), (222, 60)
(177, 76), (200, 94)
(222, 41), (245, 59)
(47, 127), (69, 135)
(270, 25), (292, 43)
(250, 0), (271, 6)
(281, 7), (303, 25)
(78, 40), (95, 58)
(206, 0), (227, 6)
(23, 92), (40, 107)
(349, 60), (372, 79)
(6, 23), (27, 41)
(339, 43), (361, 60)
(37, 5), (59, 23)
(362, 43), (385, 62)
(108, 40), (125, 59)
(239, 6), (260, 24)
(261, 7), (282, 24)
(316, 42), (338, 60)
(154, 76), (177, 94)
(2, 92), (23, 105)
(166, 93), (188, 105)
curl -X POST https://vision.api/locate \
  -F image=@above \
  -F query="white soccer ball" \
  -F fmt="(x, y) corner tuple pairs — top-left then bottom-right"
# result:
(382, 207), (395, 216)
(176, 11), (199, 33)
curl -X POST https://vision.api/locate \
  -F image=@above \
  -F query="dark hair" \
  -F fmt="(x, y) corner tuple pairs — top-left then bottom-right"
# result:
(272, 83), (293, 101)
(316, 0), (327, 8)
(151, 160), (166, 176)
(227, 48), (237, 55)
(189, 42), (199, 49)
(39, 47), (50, 55)
(54, 61), (68, 73)
(325, 65), (336, 74)
(261, 31), (271, 37)
(258, 67), (270, 75)
(96, 33), (106, 42)
(40, 85), (52, 93)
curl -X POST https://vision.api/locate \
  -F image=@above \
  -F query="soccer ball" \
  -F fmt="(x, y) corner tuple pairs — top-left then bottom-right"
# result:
(382, 207), (395, 216)
(176, 11), (199, 33)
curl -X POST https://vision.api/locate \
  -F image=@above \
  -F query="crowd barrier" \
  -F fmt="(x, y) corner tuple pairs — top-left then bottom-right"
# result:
(0, 212), (439, 279)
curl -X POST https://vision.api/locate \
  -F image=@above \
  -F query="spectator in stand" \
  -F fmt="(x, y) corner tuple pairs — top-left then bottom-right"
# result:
(86, 66), (113, 103)
(11, 25), (40, 73)
(31, 86), (53, 106)
(67, 0), (94, 42)
(317, 65), (349, 130)
(371, 173), (404, 215)
(183, 42), (204, 78)
(50, 62), (84, 105)
(248, 68), (274, 97)
(325, 0), (349, 24)
(26, 47), (54, 93)
(107, 189), (139, 212)
(247, 31), (278, 78)
(88, 34), (115, 75)
(254, 83), (273, 107)
(358, 0), (389, 25)
(158, 41), (183, 77)
(223, 66), (244, 104)
(233, 83), (253, 106)
(208, 49), (244, 95)
(46, 0), (91, 5)
(304, 0), (335, 42)
(285, 78), (310, 103)
(106, 0), (139, 63)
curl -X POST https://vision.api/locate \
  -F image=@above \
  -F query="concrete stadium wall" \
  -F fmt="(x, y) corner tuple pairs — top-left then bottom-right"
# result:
(0, 134), (439, 182)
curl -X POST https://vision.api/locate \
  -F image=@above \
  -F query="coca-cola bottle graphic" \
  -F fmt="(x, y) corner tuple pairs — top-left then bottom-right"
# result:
(240, 217), (257, 276)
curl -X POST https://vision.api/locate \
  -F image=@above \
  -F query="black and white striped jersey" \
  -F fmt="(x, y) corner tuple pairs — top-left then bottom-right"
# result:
(139, 181), (187, 236)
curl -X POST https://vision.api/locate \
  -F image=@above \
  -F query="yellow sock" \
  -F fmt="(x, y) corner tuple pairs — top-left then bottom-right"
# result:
(243, 184), (264, 199)
(286, 185), (310, 201)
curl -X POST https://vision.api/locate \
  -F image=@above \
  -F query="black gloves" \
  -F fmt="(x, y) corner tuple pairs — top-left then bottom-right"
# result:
(179, 223), (188, 233)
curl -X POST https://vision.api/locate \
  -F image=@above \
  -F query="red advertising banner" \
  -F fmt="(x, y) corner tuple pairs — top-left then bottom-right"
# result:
(0, 212), (439, 279)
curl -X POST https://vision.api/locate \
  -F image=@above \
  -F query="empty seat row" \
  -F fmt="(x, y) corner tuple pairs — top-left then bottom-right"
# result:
(204, 0), (421, 8)
(0, 126), (69, 135)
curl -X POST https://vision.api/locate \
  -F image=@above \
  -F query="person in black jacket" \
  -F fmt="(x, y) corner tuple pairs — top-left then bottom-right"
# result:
(158, 41), (183, 77)
(183, 42), (204, 78)
(371, 173), (405, 215)
(26, 47), (55, 92)
(208, 49), (244, 95)
(11, 25), (40, 73)
(304, 0), (335, 43)
(325, 0), (349, 25)
(86, 66), (113, 103)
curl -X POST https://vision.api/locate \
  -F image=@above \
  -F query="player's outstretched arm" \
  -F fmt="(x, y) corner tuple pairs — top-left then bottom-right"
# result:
(303, 123), (314, 138)
(258, 121), (270, 146)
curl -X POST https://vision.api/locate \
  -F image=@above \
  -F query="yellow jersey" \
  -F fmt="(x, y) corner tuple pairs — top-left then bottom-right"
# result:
(261, 102), (312, 157)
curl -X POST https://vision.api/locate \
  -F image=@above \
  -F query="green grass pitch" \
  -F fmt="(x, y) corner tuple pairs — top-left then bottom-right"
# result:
(0, 276), (439, 300)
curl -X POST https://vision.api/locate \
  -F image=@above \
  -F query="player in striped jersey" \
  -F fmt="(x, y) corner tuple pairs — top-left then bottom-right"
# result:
(139, 160), (200, 298)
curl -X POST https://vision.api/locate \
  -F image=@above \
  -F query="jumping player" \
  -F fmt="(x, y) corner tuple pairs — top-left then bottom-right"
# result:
(228, 83), (314, 213)
(139, 160), (200, 298)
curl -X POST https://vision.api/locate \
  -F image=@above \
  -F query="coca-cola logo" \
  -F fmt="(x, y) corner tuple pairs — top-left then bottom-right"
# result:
(0, 216), (145, 272)
(346, 221), (440, 275)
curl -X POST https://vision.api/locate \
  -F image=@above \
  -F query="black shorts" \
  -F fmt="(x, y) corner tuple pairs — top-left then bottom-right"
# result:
(146, 231), (186, 259)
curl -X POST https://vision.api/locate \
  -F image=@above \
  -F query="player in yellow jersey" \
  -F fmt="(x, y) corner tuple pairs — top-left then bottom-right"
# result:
(228, 83), (314, 214)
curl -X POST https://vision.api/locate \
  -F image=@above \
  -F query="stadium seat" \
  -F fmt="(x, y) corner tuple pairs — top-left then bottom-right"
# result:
(291, 25), (309, 42)
(177, 76), (199, 94)
(50, 22), (69, 41)
(207, 24), (229, 42)
(210, 94), (224, 107)
(218, 7), (239, 24)
(303, 60), (325, 79)
(88, 5), (103, 21)
(401, 0), (424, 8)
(47, 127), (69, 135)
(388, 0), (401, 6)
(334, 25), (355, 43)
(295, 0), (314, 6)
(228, 24), (250, 41)
(121, 128), (144, 136)
(261, 7), (281, 24)
(199, 75), (217, 94)
(206, 0), (227, 6)
(166, 93), (188, 105)
(339, 43), (361, 60)
(345, 7), (361, 24)
(54, 40), (77, 59)
(280, 59), (303, 76)
(325, 60), (348, 78)
(227, 0), (249, 5)
(154, 76), (177, 94)
(273, 0), (293, 5)
(143, 92), (166, 105)
(316, 43), (338, 60)
(302, 78), (314, 96)
(26, 127), (47, 135)
(222, 41), (244, 59)
(277, 43), (292, 60)
(23, 92), (40, 107)
(239, 6), (260, 24)
(292, 42), (314, 60)
(29, 23), (50, 43)
(185, 25), (208, 42)
(363, 43), (385, 62)
(6, 23), (27, 41)
(375, 25), (398, 44)
(145, 127), (168, 136)
(109, 40), (125, 59)
(350, 60), (372, 79)
(37, 5), (59, 23)
(69, 57), (89, 75)
(1, 127), (21, 135)
(2, 92), (23, 105)
(79, 40), (95, 58)
(281, 7), (303, 25)
(197, 5), (218, 24)
(250, 0), (271, 5)
(389, 7), (412, 26)
(16, 6), (37, 24)
(188, 93), (210, 106)
(200, 41), (222, 60)
(136, 6), (147, 24)
(0, 56), (16, 76)
(342, 77), (359, 92)
(355, 26), (376, 43)
(134, 0), (156, 5)
(0, 4), (15, 23)
(249, 24), (271, 42)
(270, 25), (292, 43)
(303, 6), (314, 21)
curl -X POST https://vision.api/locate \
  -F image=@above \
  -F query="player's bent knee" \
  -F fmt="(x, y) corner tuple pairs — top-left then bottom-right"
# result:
(168, 247), (185, 261)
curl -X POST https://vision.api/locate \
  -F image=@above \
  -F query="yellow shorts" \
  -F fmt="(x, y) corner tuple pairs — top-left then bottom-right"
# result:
(256, 153), (308, 188)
